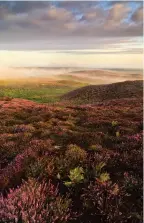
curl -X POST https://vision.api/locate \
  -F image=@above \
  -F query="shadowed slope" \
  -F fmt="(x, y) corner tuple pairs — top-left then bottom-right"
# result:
(61, 80), (143, 104)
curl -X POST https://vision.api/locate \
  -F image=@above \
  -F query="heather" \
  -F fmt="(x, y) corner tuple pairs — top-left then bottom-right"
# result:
(62, 80), (143, 104)
(0, 96), (143, 223)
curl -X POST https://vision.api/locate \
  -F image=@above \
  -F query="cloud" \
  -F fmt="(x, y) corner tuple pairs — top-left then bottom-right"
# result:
(0, 1), (50, 13)
(105, 3), (130, 27)
(131, 6), (143, 23)
(0, 1), (143, 50)
(0, 5), (9, 19)
(80, 7), (104, 22)
(58, 1), (97, 11)
(41, 7), (74, 22)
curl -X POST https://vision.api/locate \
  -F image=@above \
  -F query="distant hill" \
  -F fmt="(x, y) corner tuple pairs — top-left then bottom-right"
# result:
(61, 80), (143, 104)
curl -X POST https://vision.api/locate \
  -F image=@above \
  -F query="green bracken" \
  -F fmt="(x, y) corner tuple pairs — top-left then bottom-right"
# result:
(64, 167), (84, 187)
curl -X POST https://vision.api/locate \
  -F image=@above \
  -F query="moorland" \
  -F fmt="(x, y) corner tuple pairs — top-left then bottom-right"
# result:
(0, 67), (143, 223)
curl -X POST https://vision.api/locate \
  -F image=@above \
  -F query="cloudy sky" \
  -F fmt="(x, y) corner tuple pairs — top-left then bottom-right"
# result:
(0, 1), (143, 69)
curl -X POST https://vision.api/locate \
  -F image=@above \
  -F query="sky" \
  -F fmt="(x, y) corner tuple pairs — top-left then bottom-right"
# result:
(0, 1), (143, 69)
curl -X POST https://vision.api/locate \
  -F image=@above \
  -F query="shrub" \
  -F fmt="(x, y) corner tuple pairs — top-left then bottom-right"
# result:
(123, 172), (139, 193)
(0, 96), (142, 222)
(65, 144), (87, 165)
(0, 178), (72, 223)
(13, 124), (35, 133)
(26, 159), (47, 179)
(89, 144), (103, 152)
(81, 180), (127, 223)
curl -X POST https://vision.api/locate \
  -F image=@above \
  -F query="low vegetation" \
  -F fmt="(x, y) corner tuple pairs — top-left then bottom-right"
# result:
(0, 80), (86, 103)
(0, 93), (142, 222)
(0, 85), (75, 103)
(62, 80), (143, 104)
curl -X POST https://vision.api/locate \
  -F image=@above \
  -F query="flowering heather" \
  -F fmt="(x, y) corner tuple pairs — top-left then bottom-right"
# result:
(61, 80), (143, 104)
(0, 97), (142, 223)
(13, 124), (35, 133)
(0, 178), (72, 223)
(81, 180), (128, 223)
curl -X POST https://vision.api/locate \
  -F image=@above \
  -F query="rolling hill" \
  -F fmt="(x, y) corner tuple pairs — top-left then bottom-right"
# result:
(61, 80), (143, 104)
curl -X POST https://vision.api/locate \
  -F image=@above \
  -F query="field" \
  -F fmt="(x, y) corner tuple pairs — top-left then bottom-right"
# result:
(0, 78), (143, 222)
(0, 81), (86, 103)
(0, 86), (74, 103)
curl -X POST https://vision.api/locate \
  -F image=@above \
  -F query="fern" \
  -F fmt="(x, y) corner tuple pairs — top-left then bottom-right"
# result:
(95, 162), (106, 177)
(112, 121), (118, 127)
(64, 167), (84, 187)
(99, 172), (110, 182)
(116, 131), (120, 137)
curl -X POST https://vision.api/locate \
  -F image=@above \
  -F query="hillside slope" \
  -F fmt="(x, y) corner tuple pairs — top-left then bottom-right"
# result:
(61, 80), (143, 104)
(0, 97), (142, 222)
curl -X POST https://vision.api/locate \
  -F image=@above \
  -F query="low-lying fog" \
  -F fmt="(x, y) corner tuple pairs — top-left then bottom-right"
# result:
(0, 67), (142, 85)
